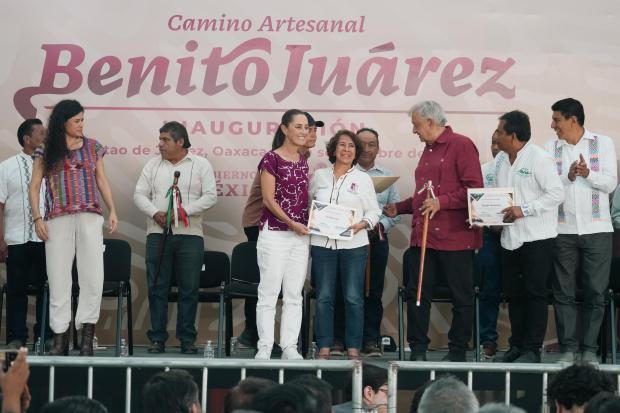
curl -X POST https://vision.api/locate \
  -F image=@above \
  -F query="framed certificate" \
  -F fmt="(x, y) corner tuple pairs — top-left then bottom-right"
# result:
(308, 201), (357, 240)
(468, 188), (515, 226)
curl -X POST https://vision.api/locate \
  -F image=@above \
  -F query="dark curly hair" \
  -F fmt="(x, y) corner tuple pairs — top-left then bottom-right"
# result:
(43, 100), (84, 175)
(547, 363), (615, 410)
(325, 130), (363, 166)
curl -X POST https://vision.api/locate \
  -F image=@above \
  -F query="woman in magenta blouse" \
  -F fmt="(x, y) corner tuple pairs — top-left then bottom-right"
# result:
(255, 109), (311, 361)
(29, 100), (118, 357)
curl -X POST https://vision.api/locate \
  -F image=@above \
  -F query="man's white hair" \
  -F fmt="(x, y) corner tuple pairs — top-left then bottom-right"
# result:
(408, 100), (448, 127)
(418, 377), (479, 413)
(477, 403), (526, 413)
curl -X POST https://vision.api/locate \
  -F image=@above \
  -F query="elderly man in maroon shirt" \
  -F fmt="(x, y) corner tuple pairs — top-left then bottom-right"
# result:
(385, 100), (483, 362)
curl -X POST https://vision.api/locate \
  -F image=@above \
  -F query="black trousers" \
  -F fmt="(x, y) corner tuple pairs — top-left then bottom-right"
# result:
(6, 242), (53, 343)
(406, 247), (474, 352)
(502, 238), (553, 351)
(243, 226), (259, 333)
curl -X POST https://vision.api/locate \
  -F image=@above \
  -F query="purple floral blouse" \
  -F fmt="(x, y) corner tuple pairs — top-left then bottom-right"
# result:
(258, 151), (309, 231)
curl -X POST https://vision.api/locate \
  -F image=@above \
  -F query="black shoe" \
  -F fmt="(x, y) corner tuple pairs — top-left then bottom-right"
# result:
(45, 339), (53, 352)
(410, 349), (427, 361)
(148, 341), (165, 354)
(442, 350), (467, 362)
(493, 347), (522, 363)
(238, 328), (259, 348)
(181, 341), (198, 354)
(514, 348), (541, 363)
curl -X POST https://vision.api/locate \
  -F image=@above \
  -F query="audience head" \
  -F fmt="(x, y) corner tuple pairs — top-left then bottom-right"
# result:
(252, 383), (316, 413)
(272, 109), (308, 151)
(495, 110), (531, 154)
(583, 392), (620, 413)
(418, 376), (479, 413)
(477, 403), (526, 413)
(17, 118), (45, 151)
(288, 374), (333, 413)
(142, 369), (201, 413)
(344, 363), (388, 410)
(325, 129), (363, 166)
(224, 377), (277, 413)
(408, 100), (448, 145)
(551, 98), (585, 142)
(409, 380), (434, 413)
(41, 396), (108, 413)
(547, 363), (615, 413)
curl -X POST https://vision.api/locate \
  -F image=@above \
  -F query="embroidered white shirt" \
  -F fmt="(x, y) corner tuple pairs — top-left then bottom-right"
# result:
(481, 161), (495, 189)
(0, 152), (46, 245)
(544, 130), (617, 235)
(309, 166), (382, 250)
(134, 152), (217, 237)
(493, 142), (565, 251)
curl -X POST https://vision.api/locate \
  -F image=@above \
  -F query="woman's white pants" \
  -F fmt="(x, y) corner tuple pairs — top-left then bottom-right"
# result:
(256, 227), (310, 350)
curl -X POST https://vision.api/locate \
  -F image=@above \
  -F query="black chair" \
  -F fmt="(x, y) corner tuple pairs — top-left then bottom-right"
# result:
(169, 250), (230, 353)
(301, 265), (317, 358)
(41, 239), (133, 357)
(0, 268), (47, 345)
(602, 257), (620, 364)
(218, 241), (288, 358)
(397, 249), (482, 362)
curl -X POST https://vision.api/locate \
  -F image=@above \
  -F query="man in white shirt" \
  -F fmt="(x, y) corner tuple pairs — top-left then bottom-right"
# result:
(479, 134), (504, 359)
(134, 121), (217, 354)
(544, 98), (617, 364)
(0, 119), (53, 350)
(491, 111), (565, 364)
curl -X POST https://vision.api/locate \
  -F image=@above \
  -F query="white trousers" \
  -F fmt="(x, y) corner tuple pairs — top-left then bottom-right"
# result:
(256, 227), (310, 349)
(45, 213), (104, 333)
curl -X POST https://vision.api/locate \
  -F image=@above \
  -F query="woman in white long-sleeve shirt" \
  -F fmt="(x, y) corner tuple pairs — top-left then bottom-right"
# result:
(309, 130), (382, 360)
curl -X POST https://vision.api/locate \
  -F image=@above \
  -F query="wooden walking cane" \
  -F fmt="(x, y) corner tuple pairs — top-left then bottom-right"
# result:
(416, 180), (433, 307)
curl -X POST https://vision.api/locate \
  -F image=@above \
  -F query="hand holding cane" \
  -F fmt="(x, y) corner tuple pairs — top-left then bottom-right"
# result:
(150, 171), (184, 297)
(416, 180), (434, 307)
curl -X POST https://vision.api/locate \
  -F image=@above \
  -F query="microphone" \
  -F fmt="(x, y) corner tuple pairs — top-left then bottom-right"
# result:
(173, 171), (180, 185)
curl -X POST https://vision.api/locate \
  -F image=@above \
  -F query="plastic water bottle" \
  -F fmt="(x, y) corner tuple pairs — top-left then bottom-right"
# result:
(204, 341), (214, 359)
(230, 337), (239, 356)
(34, 338), (41, 355)
(93, 335), (99, 350)
(69, 341), (74, 351)
(120, 339), (129, 357)
(307, 342), (317, 360)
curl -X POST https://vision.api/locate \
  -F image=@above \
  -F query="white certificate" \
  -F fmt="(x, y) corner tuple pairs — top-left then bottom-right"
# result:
(308, 201), (357, 240)
(468, 188), (515, 226)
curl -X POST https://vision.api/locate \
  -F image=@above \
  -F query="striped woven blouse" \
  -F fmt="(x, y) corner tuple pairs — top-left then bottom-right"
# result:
(33, 138), (106, 221)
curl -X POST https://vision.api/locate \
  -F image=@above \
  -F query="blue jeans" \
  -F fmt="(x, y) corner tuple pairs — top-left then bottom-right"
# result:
(334, 235), (390, 345)
(312, 245), (368, 350)
(145, 233), (204, 343)
(479, 230), (502, 345)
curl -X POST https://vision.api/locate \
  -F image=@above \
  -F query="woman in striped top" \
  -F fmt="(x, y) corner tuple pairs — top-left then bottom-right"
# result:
(29, 100), (118, 357)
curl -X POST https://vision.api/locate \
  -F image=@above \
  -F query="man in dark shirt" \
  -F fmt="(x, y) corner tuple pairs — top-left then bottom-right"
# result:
(384, 100), (483, 362)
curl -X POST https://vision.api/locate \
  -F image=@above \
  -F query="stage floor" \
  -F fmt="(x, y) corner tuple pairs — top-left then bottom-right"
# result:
(12, 344), (608, 365)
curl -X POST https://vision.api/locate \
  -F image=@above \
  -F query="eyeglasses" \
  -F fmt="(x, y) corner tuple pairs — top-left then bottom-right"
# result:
(378, 387), (388, 395)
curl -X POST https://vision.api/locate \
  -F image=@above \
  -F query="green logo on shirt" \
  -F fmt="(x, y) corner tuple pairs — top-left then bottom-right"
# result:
(516, 168), (531, 178)
(486, 174), (493, 182)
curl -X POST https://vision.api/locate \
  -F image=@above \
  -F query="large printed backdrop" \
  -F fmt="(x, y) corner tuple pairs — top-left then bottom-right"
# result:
(1, 0), (619, 348)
